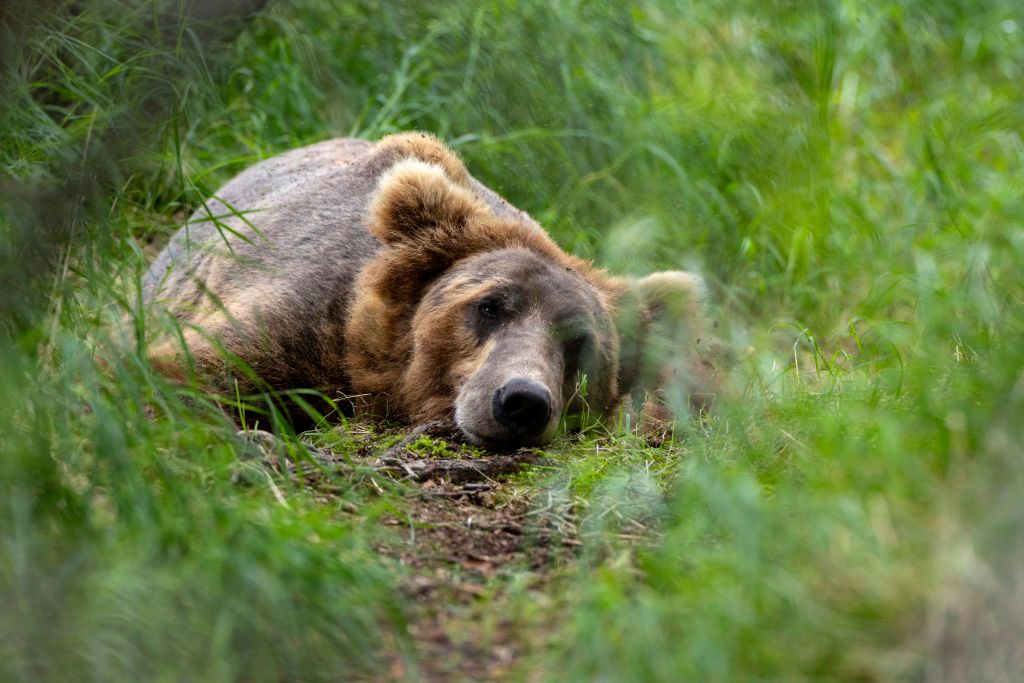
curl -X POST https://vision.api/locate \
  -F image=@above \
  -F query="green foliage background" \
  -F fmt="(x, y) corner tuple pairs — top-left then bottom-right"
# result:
(1, 0), (1022, 680)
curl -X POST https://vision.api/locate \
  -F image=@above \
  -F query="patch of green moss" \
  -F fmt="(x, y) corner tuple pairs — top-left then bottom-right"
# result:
(406, 436), (457, 459)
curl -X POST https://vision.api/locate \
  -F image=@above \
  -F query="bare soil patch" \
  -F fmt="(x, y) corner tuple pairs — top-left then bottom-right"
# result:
(238, 422), (577, 681)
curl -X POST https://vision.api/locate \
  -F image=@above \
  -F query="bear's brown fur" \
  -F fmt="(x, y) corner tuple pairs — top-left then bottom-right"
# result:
(145, 133), (722, 447)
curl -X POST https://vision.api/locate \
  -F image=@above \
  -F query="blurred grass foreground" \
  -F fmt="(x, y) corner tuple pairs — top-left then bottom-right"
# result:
(2, 0), (1023, 680)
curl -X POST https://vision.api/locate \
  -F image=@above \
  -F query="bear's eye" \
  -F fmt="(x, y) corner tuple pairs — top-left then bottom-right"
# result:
(564, 334), (590, 377)
(477, 299), (500, 320)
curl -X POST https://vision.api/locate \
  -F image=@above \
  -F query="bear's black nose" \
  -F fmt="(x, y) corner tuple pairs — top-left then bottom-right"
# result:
(492, 378), (552, 437)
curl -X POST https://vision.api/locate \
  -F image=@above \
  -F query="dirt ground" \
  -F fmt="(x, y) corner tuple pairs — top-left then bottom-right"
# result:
(378, 479), (569, 681)
(240, 422), (580, 682)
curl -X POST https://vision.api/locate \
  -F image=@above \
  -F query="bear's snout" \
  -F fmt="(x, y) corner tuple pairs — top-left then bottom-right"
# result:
(491, 378), (552, 437)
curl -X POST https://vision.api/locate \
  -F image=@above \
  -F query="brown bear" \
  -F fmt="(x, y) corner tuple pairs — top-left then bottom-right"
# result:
(144, 133), (720, 447)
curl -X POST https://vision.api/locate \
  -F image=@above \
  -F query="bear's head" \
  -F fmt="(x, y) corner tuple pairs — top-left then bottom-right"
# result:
(344, 156), (716, 448)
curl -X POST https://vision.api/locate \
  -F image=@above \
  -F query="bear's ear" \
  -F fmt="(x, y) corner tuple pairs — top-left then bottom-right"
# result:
(615, 270), (711, 408)
(630, 271), (706, 322)
(369, 158), (488, 244)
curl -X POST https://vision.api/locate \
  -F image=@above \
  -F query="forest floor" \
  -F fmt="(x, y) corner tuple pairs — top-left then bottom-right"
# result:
(243, 419), (651, 679)
(244, 422), (597, 681)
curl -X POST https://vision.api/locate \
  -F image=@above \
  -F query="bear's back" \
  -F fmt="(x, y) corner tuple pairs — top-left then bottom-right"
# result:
(145, 137), (543, 311)
(144, 138), (379, 307)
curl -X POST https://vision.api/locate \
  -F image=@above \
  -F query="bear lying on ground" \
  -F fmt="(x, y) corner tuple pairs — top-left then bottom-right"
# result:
(145, 133), (721, 448)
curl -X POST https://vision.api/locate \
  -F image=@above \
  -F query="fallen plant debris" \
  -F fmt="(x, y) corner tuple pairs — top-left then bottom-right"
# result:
(235, 422), (580, 681)
(236, 420), (551, 485)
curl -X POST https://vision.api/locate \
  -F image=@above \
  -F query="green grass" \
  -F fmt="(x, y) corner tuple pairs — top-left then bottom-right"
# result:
(2, 0), (1023, 680)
